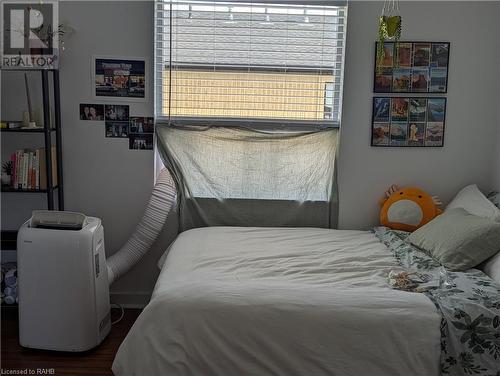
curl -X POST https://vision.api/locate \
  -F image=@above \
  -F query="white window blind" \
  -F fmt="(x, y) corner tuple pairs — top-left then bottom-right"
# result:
(155, 0), (347, 126)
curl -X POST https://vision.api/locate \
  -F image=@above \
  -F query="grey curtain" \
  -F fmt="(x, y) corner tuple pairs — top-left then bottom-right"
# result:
(156, 122), (339, 231)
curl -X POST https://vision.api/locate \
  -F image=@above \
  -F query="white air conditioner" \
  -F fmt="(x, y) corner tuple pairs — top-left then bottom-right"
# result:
(17, 211), (111, 351)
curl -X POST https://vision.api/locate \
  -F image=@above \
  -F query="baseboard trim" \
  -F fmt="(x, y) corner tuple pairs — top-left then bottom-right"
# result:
(110, 291), (151, 309)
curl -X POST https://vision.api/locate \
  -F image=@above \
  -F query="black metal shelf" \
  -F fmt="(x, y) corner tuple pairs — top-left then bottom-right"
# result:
(1, 70), (64, 210)
(1, 186), (59, 193)
(1, 127), (56, 133)
(1, 68), (58, 72)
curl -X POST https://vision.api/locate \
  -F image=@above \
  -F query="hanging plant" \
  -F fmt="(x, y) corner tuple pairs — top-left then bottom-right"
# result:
(377, 0), (402, 73)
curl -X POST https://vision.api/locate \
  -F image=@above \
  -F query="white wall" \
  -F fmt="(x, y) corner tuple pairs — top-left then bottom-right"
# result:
(338, 1), (500, 229)
(494, 3), (500, 190)
(496, 111), (500, 189)
(1, 1), (499, 304)
(55, 2), (171, 301)
(1, 1), (176, 305)
(494, 113), (500, 189)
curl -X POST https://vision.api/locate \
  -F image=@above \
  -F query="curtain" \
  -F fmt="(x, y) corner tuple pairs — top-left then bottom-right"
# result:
(156, 122), (339, 231)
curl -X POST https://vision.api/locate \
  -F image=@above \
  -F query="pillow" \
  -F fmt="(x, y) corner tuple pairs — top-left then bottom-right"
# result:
(480, 192), (500, 283)
(487, 191), (500, 209)
(408, 207), (500, 271)
(481, 252), (500, 284)
(446, 184), (500, 222)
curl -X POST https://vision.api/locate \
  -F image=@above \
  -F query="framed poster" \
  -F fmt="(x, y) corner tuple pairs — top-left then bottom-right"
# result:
(371, 97), (446, 147)
(374, 42), (450, 93)
(92, 56), (147, 101)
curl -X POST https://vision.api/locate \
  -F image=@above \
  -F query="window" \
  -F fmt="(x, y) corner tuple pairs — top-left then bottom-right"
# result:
(155, 0), (347, 126)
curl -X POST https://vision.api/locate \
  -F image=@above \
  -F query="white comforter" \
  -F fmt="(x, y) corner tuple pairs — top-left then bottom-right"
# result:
(112, 227), (441, 376)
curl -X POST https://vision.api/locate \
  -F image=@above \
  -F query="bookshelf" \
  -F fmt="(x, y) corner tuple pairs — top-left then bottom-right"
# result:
(1, 69), (64, 210)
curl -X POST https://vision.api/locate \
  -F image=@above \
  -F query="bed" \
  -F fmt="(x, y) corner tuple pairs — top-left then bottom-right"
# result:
(112, 227), (444, 376)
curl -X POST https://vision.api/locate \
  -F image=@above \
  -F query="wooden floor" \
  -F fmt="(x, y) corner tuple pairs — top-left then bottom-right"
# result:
(1, 307), (141, 375)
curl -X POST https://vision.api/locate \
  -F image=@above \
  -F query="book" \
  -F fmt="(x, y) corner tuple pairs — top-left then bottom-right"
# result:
(6, 147), (57, 191)
(27, 152), (33, 190)
(39, 147), (57, 190)
(31, 153), (36, 190)
(22, 152), (29, 189)
(1, 121), (22, 129)
(34, 150), (40, 190)
(15, 150), (23, 189)
(17, 151), (22, 189)
(10, 153), (16, 189)
(16, 151), (23, 189)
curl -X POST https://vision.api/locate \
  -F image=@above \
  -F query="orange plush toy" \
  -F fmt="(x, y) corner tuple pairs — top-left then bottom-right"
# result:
(380, 185), (443, 232)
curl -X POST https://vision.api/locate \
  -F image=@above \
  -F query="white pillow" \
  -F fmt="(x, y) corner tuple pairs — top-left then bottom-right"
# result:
(481, 252), (500, 284)
(488, 191), (500, 209)
(446, 184), (500, 222)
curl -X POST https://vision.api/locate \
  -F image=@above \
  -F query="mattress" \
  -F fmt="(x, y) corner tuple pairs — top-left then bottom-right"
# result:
(112, 227), (441, 376)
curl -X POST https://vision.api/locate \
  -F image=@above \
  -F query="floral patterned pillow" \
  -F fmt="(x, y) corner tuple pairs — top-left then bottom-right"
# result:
(488, 191), (500, 209)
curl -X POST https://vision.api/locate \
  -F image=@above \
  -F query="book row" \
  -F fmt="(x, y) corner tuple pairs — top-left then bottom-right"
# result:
(8, 147), (57, 190)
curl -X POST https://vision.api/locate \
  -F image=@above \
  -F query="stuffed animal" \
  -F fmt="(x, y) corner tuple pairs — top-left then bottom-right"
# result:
(380, 185), (442, 232)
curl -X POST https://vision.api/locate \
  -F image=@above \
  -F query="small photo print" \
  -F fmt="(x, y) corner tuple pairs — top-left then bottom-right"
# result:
(80, 104), (104, 121)
(413, 43), (431, 67)
(372, 123), (390, 146)
(378, 43), (395, 67)
(129, 117), (154, 134)
(390, 122), (408, 146)
(425, 122), (444, 146)
(129, 134), (154, 150)
(105, 121), (129, 138)
(391, 98), (408, 121)
(396, 43), (412, 67)
(392, 68), (411, 92)
(431, 43), (449, 67)
(409, 98), (427, 122)
(105, 105), (129, 121)
(430, 68), (447, 93)
(411, 67), (429, 92)
(374, 68), (393, 92)
(427, 98), (446, 122)
(408, 122), (426, 146)
(373, 98), (391, 122)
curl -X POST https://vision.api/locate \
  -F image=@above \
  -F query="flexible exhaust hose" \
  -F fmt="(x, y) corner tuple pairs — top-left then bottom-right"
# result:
(106, 168), (177, 285)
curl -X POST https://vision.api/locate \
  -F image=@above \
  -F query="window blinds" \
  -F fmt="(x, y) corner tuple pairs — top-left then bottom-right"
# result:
(155, 0), (347, 126)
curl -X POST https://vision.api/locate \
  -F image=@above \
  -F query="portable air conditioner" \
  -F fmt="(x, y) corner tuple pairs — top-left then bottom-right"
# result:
(17, 211), (111, 351)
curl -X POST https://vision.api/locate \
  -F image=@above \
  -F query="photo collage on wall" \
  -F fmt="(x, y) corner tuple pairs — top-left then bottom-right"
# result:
(374, 42), (449, 93)
(372, 97), (446, 147)
(79, 103), (154, 150)
(79, 56), (152, 150)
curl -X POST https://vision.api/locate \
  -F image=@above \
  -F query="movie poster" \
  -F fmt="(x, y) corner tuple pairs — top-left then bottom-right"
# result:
(94, 57), (146, 99)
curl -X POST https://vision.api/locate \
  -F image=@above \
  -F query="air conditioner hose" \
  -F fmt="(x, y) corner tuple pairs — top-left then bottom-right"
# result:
(106, 168), (176, 285)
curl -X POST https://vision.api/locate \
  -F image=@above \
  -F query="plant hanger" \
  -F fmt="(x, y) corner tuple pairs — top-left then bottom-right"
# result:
(377, 0), (402, 71)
